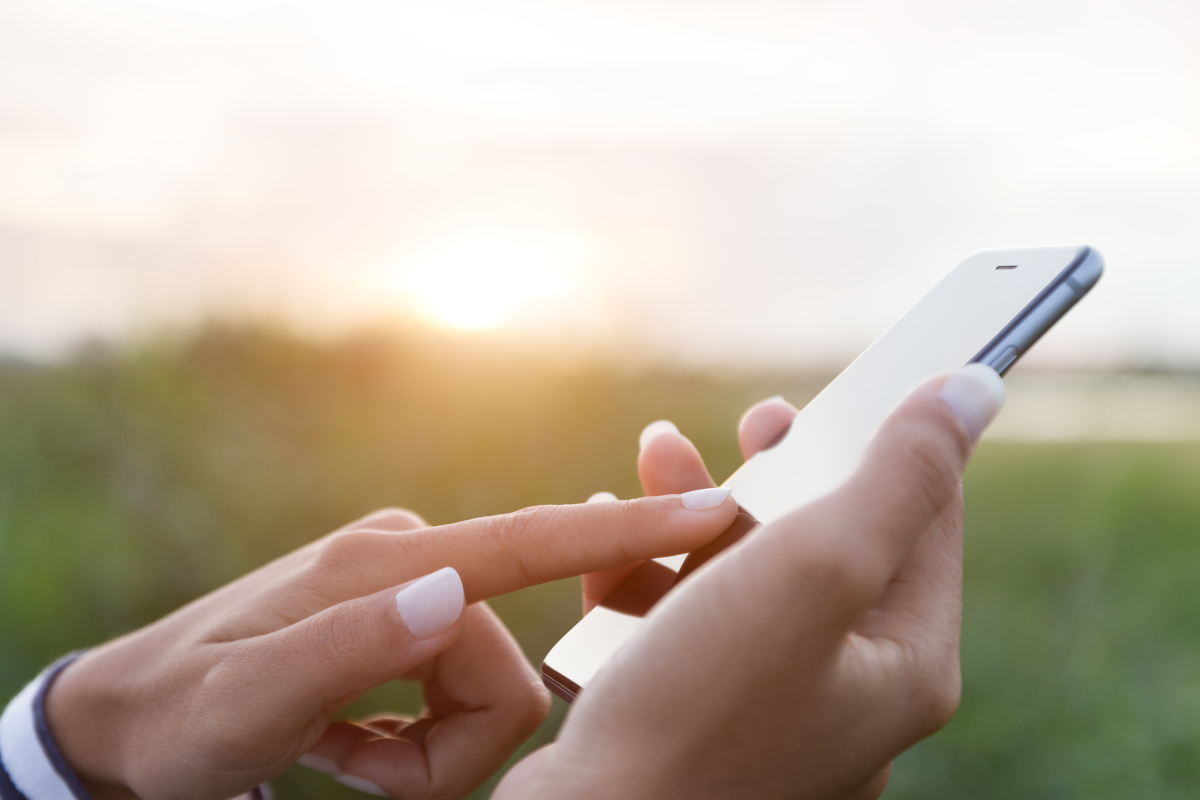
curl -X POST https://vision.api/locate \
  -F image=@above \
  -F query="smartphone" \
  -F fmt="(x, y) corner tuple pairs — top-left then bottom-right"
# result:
(542, 244), (1104, 702)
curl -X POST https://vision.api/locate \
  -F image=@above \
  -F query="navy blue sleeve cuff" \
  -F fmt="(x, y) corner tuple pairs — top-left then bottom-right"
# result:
(2, 655), (269, 800)
(0, 653), (91, 800)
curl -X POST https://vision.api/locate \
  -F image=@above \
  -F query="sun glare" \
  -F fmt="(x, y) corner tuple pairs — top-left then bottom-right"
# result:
(396, 229), (592, 330)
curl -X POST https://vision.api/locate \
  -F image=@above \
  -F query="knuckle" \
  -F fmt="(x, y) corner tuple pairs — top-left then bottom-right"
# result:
(311, 529), (374, 572)
(823, 551), (880, 609)
(918, 672), (962, 735)
(484, 510), (523, 566)
(513, 674), (553, 735)
(470, 601), (552, 734)
(314, 601), (374, 669)
(191, 654), (281, 757)
(597, 499), (639, 564)
(487, 505), (564, 585)
(196, 652), (250, 707)
(293, 528), (411, 604)
(527, 682), (553, 730)
(792, 528), (880, 609)
(522, 503), (567, 535)
(910, 652), (962, 736)
(489, 507), (526, 543)
(355, 506), (427, 532)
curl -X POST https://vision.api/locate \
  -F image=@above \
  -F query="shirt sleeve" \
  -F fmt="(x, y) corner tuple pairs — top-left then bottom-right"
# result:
(1, 655), (270, 800)
(0, 653), (91, 800)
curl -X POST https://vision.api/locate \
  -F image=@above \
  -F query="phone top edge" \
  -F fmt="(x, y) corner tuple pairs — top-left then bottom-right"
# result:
(541, 663), (580, 702)
(972, 246), (1103, 375)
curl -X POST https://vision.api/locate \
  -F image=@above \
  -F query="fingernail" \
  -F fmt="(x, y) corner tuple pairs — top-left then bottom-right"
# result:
(587, 491), (618, 503)
(680, 487), (732, 510)
(639, 419), (679, 452)
(940, 364), (1006, 442)
(395, 567), (464, 639)
(335, 774), (388, 796)
(297, 753), (340, 775)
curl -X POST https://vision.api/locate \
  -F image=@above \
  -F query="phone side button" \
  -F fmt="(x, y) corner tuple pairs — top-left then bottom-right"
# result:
(986, 345), (1019, 374)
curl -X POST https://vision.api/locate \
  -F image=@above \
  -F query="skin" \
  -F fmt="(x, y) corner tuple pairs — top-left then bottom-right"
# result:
(47, 373), (985, 799)
(44, 495), (739, 799)
(497, 376), (976, 800)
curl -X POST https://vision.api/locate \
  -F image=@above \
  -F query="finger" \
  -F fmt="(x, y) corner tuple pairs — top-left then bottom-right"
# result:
(583, 419), (718, 613)
(161, 507), (431, 629)
(299, 720), (404, 774)
(842, 763), (892, 800)
(749, 365), (1003, 630)
(359, 714), (422, 738)
(662, 396), (798, 581)
(250, 568), (466, 709)
(326, 604), (550, 800)
(579, 492), (639, 613)
(493, 744), (557, 800)
(637, 419), (717, 496)
(297, 715), (433, 781)
(321, 491), (738, 604)
(859, 490), (964, 676)
(737, 396), (799, 461)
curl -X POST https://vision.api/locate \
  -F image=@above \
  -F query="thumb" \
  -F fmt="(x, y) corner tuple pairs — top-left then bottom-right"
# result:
(258, 567), (465, 706)
(743, 364), (1005, 631)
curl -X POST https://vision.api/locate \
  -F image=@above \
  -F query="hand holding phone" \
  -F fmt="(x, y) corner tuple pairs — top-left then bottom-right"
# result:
(543, 245), (1103, 700)
(510, 245), (1102, 798)
(497, 367), (1004, 800)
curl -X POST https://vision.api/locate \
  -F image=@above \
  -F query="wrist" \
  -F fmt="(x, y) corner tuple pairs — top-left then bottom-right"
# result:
(499, 743), (661, 800)
(44, 652), (139, 799)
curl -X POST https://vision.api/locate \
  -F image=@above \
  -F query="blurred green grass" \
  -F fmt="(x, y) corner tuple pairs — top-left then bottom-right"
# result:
(2, 327), (1198, 798)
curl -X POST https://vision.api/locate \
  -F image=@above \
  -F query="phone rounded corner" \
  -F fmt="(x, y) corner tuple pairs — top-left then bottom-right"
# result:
(1068, 246), (1104, 293)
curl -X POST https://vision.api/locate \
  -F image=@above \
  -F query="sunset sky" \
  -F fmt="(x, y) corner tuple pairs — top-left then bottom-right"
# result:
(2, 0), (1199, 368)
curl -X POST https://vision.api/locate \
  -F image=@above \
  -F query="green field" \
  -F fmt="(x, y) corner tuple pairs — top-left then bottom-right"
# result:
(2, 328), (1198, 798)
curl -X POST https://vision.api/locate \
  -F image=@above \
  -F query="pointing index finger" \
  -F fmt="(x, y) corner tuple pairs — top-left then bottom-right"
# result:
(403, 490), (738, 602)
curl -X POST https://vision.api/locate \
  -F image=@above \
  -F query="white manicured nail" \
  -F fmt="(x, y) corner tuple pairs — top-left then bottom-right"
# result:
(335, 774), (388, 796)
(587, 491), (618, 503)
(395, 567), (464, 639)
(297, 753), (340, 775)
(680, 487), (732, 510)
(940, 364), (1006, 442)
(639, 419), (679, 452)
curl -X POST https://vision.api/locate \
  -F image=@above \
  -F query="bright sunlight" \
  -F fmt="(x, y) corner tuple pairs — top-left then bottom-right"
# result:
(395, 229), (592, 330)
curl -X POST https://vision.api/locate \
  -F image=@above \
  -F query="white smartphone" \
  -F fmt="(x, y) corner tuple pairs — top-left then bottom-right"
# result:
(542, 245), (1104, 702)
